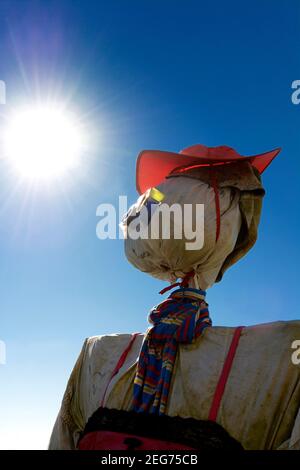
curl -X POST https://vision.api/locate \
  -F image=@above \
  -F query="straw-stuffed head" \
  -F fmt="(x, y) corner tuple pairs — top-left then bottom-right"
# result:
(122, 145), (280, 290)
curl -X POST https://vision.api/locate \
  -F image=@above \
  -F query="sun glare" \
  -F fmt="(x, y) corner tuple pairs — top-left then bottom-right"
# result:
(3, 105), (85, 180)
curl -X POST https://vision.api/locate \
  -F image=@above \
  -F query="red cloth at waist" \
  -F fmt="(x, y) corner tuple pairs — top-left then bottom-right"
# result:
(78, 430), (195, 451)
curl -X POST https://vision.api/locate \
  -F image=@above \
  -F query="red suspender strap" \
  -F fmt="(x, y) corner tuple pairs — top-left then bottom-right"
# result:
(208, 326), (244, 422)
(100, 332), (140, 407)
(209, 166), (221, 243)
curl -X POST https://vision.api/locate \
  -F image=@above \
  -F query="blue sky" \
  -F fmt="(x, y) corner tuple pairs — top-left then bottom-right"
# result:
(0, 0), (299, 449)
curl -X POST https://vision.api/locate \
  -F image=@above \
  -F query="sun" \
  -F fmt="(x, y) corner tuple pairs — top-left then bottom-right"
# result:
(3, 104), (85, 180)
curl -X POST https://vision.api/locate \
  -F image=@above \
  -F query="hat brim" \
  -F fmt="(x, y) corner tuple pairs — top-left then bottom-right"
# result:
(136, 148), (281, 194)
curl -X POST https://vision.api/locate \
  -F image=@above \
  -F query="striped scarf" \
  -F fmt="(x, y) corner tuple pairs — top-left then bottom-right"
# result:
(133, 287), (212, 415)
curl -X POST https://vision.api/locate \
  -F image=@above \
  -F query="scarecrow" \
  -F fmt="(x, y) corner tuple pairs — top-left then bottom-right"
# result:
(49, 145), (300, 450)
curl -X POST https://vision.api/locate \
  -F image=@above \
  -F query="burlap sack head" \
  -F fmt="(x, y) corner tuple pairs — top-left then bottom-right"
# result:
(123, 161), (264, 290)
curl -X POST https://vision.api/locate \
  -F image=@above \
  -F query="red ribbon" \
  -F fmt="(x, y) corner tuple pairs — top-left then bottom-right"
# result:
(159, 270), (195, 295)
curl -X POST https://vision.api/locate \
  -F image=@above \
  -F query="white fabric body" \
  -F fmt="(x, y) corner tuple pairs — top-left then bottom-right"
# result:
(49, 321), (300, 450)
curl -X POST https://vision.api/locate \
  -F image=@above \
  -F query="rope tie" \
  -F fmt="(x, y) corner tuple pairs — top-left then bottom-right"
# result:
(159, 270), (195, 295)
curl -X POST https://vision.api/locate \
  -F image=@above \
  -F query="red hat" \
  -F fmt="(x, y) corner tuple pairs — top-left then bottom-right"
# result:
(136, 144), (281, 194)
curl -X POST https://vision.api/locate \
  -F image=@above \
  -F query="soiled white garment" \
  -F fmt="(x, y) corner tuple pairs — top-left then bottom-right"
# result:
(49, 321), (300, 450)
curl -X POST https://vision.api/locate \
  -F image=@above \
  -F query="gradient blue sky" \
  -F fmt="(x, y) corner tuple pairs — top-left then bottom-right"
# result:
(0, 0), (299, 449)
